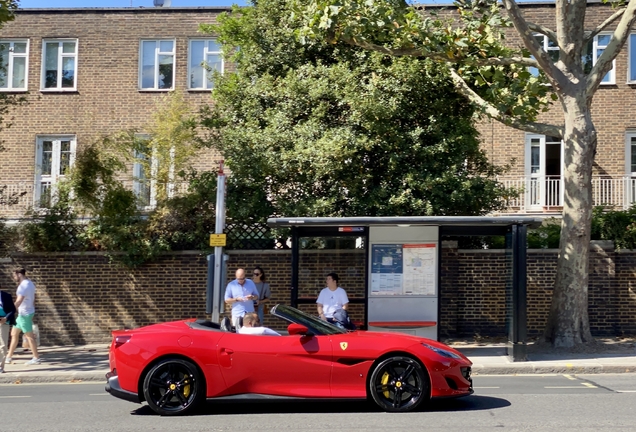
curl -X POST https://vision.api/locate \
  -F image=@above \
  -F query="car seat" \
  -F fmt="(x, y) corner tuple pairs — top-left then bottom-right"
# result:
(220, 316), (232, 332)
(235, 316), (244, 332)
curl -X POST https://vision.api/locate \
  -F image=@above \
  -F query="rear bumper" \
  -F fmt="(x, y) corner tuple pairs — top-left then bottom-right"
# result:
(105, 372), (140, 404)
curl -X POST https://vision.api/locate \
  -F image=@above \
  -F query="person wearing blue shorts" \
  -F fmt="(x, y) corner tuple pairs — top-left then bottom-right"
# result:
(6, 268), (40, 365)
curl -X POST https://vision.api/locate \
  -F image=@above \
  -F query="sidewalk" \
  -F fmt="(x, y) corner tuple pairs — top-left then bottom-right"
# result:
(0, 342), (635, 385)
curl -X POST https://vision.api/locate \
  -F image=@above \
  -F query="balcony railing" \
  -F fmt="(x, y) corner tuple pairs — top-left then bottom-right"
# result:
(497, 176), (636, 214)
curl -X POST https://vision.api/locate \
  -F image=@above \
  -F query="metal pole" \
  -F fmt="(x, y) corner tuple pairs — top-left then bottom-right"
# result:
(212, 161), (226, 323)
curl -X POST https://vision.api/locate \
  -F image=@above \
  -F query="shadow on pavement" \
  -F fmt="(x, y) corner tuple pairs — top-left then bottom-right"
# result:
(130, 395), (510, 416)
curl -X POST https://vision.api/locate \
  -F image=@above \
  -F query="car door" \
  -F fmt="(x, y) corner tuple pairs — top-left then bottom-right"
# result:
(328, 332), (374, 398)
(217, 332), (334, 397)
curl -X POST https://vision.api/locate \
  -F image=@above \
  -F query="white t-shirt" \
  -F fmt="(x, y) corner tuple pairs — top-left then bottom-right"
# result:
(238, 326), (281, 336)
(316, 287), (349, 319)
(16, 279), (36, 316)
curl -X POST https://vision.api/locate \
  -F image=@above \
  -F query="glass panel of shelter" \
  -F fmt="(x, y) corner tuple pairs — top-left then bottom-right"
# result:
(297, 234), (367, 326)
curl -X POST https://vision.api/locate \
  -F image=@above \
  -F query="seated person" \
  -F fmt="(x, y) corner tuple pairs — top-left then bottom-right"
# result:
(238, 313), (281, 336)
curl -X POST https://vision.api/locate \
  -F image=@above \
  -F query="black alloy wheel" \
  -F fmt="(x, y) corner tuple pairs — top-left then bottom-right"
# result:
(369, 356), (429, 412)
(142, 358), (204, 416)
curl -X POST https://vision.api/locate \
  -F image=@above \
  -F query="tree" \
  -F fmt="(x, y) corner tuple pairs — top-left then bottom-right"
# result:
(301, 0), (636, 347)
(199, 0), (515, 223)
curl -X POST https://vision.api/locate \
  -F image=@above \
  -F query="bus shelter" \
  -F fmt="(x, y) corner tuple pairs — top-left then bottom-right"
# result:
(267, 216), (542, 362)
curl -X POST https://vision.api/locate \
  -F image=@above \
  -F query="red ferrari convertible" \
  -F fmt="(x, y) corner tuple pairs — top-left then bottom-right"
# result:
(105, 304), (473, 415)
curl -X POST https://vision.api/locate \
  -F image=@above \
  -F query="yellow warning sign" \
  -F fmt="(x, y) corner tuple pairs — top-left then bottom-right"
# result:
(209, 234), (227, 247)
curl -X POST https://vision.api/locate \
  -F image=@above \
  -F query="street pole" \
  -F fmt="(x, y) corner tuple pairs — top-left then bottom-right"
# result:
(212, 161), (226, 323)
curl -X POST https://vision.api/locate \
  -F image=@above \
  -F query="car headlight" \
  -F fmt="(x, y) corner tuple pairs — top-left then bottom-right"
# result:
(422, 343), (462, 359)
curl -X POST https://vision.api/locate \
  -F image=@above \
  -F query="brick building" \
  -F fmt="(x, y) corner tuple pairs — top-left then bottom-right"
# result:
(1, 2), (634, 218)
(0, 6), (226, 218)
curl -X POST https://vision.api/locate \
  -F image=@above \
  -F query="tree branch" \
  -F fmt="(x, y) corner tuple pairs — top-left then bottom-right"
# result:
(587, 0), (636, 98)
(347, 38), (540, 67)
(448, 66), (563, 137)
(584, 7), (626, 44)
(501, 0), (568, 89)
(527, 22), (558, 43)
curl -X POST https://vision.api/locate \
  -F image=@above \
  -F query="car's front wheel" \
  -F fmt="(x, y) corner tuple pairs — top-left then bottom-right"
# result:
(369, 356), (429, 412)
(142, 358), (205, 416)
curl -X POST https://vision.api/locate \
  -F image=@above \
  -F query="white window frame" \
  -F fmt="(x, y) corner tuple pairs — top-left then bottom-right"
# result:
(139, 39), (175, 91)
(593, 33), (615, 85)
(34, 135), (76, 208)
(132, 136), (176, 210)
(188, 39), (223, 90)
(41, 39), (78, 91)
(627, 33), (636, 83)
(625, 131), (636, 205)
(525, 134), (564, 209)
(0, 39), (29, 91)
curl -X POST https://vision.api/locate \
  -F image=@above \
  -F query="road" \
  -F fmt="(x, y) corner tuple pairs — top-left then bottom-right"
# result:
(1, 374), (636, 431)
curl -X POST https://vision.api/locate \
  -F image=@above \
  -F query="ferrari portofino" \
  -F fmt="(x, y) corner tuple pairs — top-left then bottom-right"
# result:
(105, 304), (473, 415)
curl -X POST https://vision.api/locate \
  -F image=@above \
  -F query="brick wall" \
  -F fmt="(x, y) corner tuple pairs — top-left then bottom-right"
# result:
(2, 243), (635, 345)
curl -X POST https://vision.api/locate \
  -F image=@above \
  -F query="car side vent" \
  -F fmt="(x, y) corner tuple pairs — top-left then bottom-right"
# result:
(335, 358), (367, 366)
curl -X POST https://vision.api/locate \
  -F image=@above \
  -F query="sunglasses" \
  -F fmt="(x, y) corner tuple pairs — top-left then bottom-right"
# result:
(253, 272), (261, 276)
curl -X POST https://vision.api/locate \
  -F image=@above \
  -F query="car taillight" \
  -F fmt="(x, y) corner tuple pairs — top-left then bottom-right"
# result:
(114, 335), (131, 348)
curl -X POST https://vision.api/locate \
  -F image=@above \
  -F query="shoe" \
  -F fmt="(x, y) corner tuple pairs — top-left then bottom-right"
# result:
(25, 358), (41, 365)
(5, 357), (11, 363)
(0, 367), (4, 373)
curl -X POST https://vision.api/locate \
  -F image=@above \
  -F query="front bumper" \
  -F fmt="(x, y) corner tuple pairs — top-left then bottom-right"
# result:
(105, 371), (140, 404)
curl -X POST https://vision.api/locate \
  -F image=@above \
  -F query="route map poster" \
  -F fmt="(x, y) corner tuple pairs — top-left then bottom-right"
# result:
(402, 243), (437, 295)
(370, 243), (437, 296)
(370, 244), (403, 295)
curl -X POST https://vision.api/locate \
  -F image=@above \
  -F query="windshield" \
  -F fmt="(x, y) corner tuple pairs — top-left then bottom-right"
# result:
(271, 304), (347, 335)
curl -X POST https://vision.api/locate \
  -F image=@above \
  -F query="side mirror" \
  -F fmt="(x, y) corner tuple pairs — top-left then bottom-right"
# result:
(288, 323), (311, 336)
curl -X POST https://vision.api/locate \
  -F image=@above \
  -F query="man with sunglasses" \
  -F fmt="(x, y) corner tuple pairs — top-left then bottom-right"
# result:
(224, 268), (259, 329)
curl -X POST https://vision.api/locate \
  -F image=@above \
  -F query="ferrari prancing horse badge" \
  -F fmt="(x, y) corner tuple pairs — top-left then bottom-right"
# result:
(340, 342), (348, 350)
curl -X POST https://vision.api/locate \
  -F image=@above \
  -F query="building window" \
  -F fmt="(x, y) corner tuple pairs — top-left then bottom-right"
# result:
(132, 136), (176, 209)
(592, 33), (615, 84)
(35, 136), (76, 208)
(188, 39), (223, 90)
(530, 34), (613, 83)
(627, 34), (636, 82)
(0, 39), (29, 91)
(41, 39), (77, 90)
(140, 40), (175, 90)
(625, 132), (636, 203)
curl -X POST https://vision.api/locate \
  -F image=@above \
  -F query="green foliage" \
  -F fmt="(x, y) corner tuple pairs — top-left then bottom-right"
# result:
(299, 0), (554, 125)
(527, 218), (561, 249)
(200, 0), (516, 219)
(591, 205), (636, 250)
(0, 0), (17, 25)
(21, 187), (83, 253)
(0, 218), (19, 257)
(145, 170), (218, 252)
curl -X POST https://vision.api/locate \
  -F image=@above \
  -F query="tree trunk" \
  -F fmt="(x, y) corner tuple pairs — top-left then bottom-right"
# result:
(543, 94), (595, 348)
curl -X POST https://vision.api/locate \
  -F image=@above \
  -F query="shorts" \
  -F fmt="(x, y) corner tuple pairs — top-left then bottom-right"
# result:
(15, 313), (35, 333)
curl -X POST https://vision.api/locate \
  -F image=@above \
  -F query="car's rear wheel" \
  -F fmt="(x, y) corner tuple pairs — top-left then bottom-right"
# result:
(369, 356), (429, 412)
(142, 358), (204, 416)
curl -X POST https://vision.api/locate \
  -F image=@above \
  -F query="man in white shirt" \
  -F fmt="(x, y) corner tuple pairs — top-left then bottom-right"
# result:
(238, 313), (281, 336)
(6, 268), (40, 365)
(316, 272), (349, 325)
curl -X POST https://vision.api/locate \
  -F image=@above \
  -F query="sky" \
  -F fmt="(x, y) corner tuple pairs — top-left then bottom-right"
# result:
(18, 0), (249, 8)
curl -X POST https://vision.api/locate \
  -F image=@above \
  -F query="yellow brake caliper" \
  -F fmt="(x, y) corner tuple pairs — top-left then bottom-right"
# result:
(183, 376), (191, 398)
(381, 372), (390, 398)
